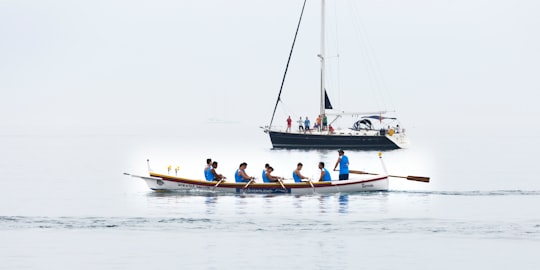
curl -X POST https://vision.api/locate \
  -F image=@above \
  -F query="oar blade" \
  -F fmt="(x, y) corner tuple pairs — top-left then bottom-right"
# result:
(351, 170), (430, 183)
(406, 176), (430, 183)
(243, 179), (253, 189)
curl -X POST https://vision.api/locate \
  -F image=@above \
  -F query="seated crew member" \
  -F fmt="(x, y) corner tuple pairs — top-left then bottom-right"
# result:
(204, 158), (213, 181)
(264, 166), (283, 183)
(318, 162), (332, 182)
(235, 162), (255, 183)
(262, 163), (270, 181)
(210, 161), (226, 181)
(292, 163), (309, 183)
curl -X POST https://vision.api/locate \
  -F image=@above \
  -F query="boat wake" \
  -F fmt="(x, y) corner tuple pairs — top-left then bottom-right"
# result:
(0, 216), (212, 230)
(1, 215), (538, 240)
(389, 190), (540, 196)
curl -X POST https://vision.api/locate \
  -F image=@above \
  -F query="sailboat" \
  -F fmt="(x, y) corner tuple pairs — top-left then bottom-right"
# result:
(263, 0), (408, 150)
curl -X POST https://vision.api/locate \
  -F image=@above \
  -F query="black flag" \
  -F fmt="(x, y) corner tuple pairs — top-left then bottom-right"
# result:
(324, 90), (333, 109)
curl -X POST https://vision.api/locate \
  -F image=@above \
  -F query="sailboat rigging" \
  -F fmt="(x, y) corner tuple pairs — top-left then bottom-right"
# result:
(263, 0), (408, 150)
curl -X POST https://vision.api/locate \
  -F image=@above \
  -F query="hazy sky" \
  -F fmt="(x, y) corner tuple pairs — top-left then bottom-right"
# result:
(1, 0), (539, 133)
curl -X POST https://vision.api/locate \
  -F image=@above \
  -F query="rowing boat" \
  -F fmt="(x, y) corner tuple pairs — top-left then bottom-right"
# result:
(125, 171), (389, 195)
(124, 152), (430, 194)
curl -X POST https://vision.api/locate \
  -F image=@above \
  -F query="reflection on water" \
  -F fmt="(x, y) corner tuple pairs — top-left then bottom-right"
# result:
(318, 194), (331, 213)
(144, 191), (392, 217)
(204, 195), (217, 215)
(235, 194), (250, 216)
(339, 194), (349, 214)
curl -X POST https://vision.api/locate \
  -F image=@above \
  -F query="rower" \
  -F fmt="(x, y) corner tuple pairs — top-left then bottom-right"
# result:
(262, 163), (270, 182)
(204, 158), (213, 181)
(292, 163), (309, 183)
(264, 167), (283, 183)
(318, 162), (331, 182)
(235, 162), (255, 183)
(210, 161), (226, 181)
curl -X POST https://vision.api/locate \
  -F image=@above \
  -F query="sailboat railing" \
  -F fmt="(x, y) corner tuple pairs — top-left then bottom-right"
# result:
(325, 111), (389, 116)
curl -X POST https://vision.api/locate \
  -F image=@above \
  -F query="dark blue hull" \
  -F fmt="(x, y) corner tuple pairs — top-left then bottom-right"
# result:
(268, 131), (400, 150)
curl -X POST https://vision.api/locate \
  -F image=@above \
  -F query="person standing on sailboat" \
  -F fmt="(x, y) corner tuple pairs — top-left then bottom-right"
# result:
(304, 116), (311, 133)
(334, 149), (349, 180)
(286, 116), (292, 133)
(297, 117), (304, 132)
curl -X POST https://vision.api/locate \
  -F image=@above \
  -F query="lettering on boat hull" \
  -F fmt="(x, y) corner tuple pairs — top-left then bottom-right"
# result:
(238, 188), (291, 194)
(177, 183), (198, 189)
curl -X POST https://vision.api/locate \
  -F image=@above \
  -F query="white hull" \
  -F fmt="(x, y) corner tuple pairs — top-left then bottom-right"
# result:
(127, 172), (389, 195)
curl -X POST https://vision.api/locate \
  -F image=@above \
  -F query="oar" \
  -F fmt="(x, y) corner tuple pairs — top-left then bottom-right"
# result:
(349, 170), (430, 183)
(277, 178), (287, 191)
(212, 179), (224, 191)
(307, 179), (315, 193)
(242, 179), (254, 190)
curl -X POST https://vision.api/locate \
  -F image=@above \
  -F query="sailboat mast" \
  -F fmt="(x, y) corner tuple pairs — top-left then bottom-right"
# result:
(319, 0), (326, 119)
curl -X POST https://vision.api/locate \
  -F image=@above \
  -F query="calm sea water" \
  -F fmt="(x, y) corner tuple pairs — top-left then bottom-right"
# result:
(1, 123), (539, 269)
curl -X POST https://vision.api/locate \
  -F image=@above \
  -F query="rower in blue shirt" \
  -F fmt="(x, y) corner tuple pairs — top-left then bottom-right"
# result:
(292, 162), (309, 183)
(204, 158), (213, 181)
(210, 161), (226, 181)
(263, 166), (283, 183)
(333, 149), (349, 180)
(318, 162), (332, 182)
(262, 163), (270, 182)
(235, 162), (254, 183)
